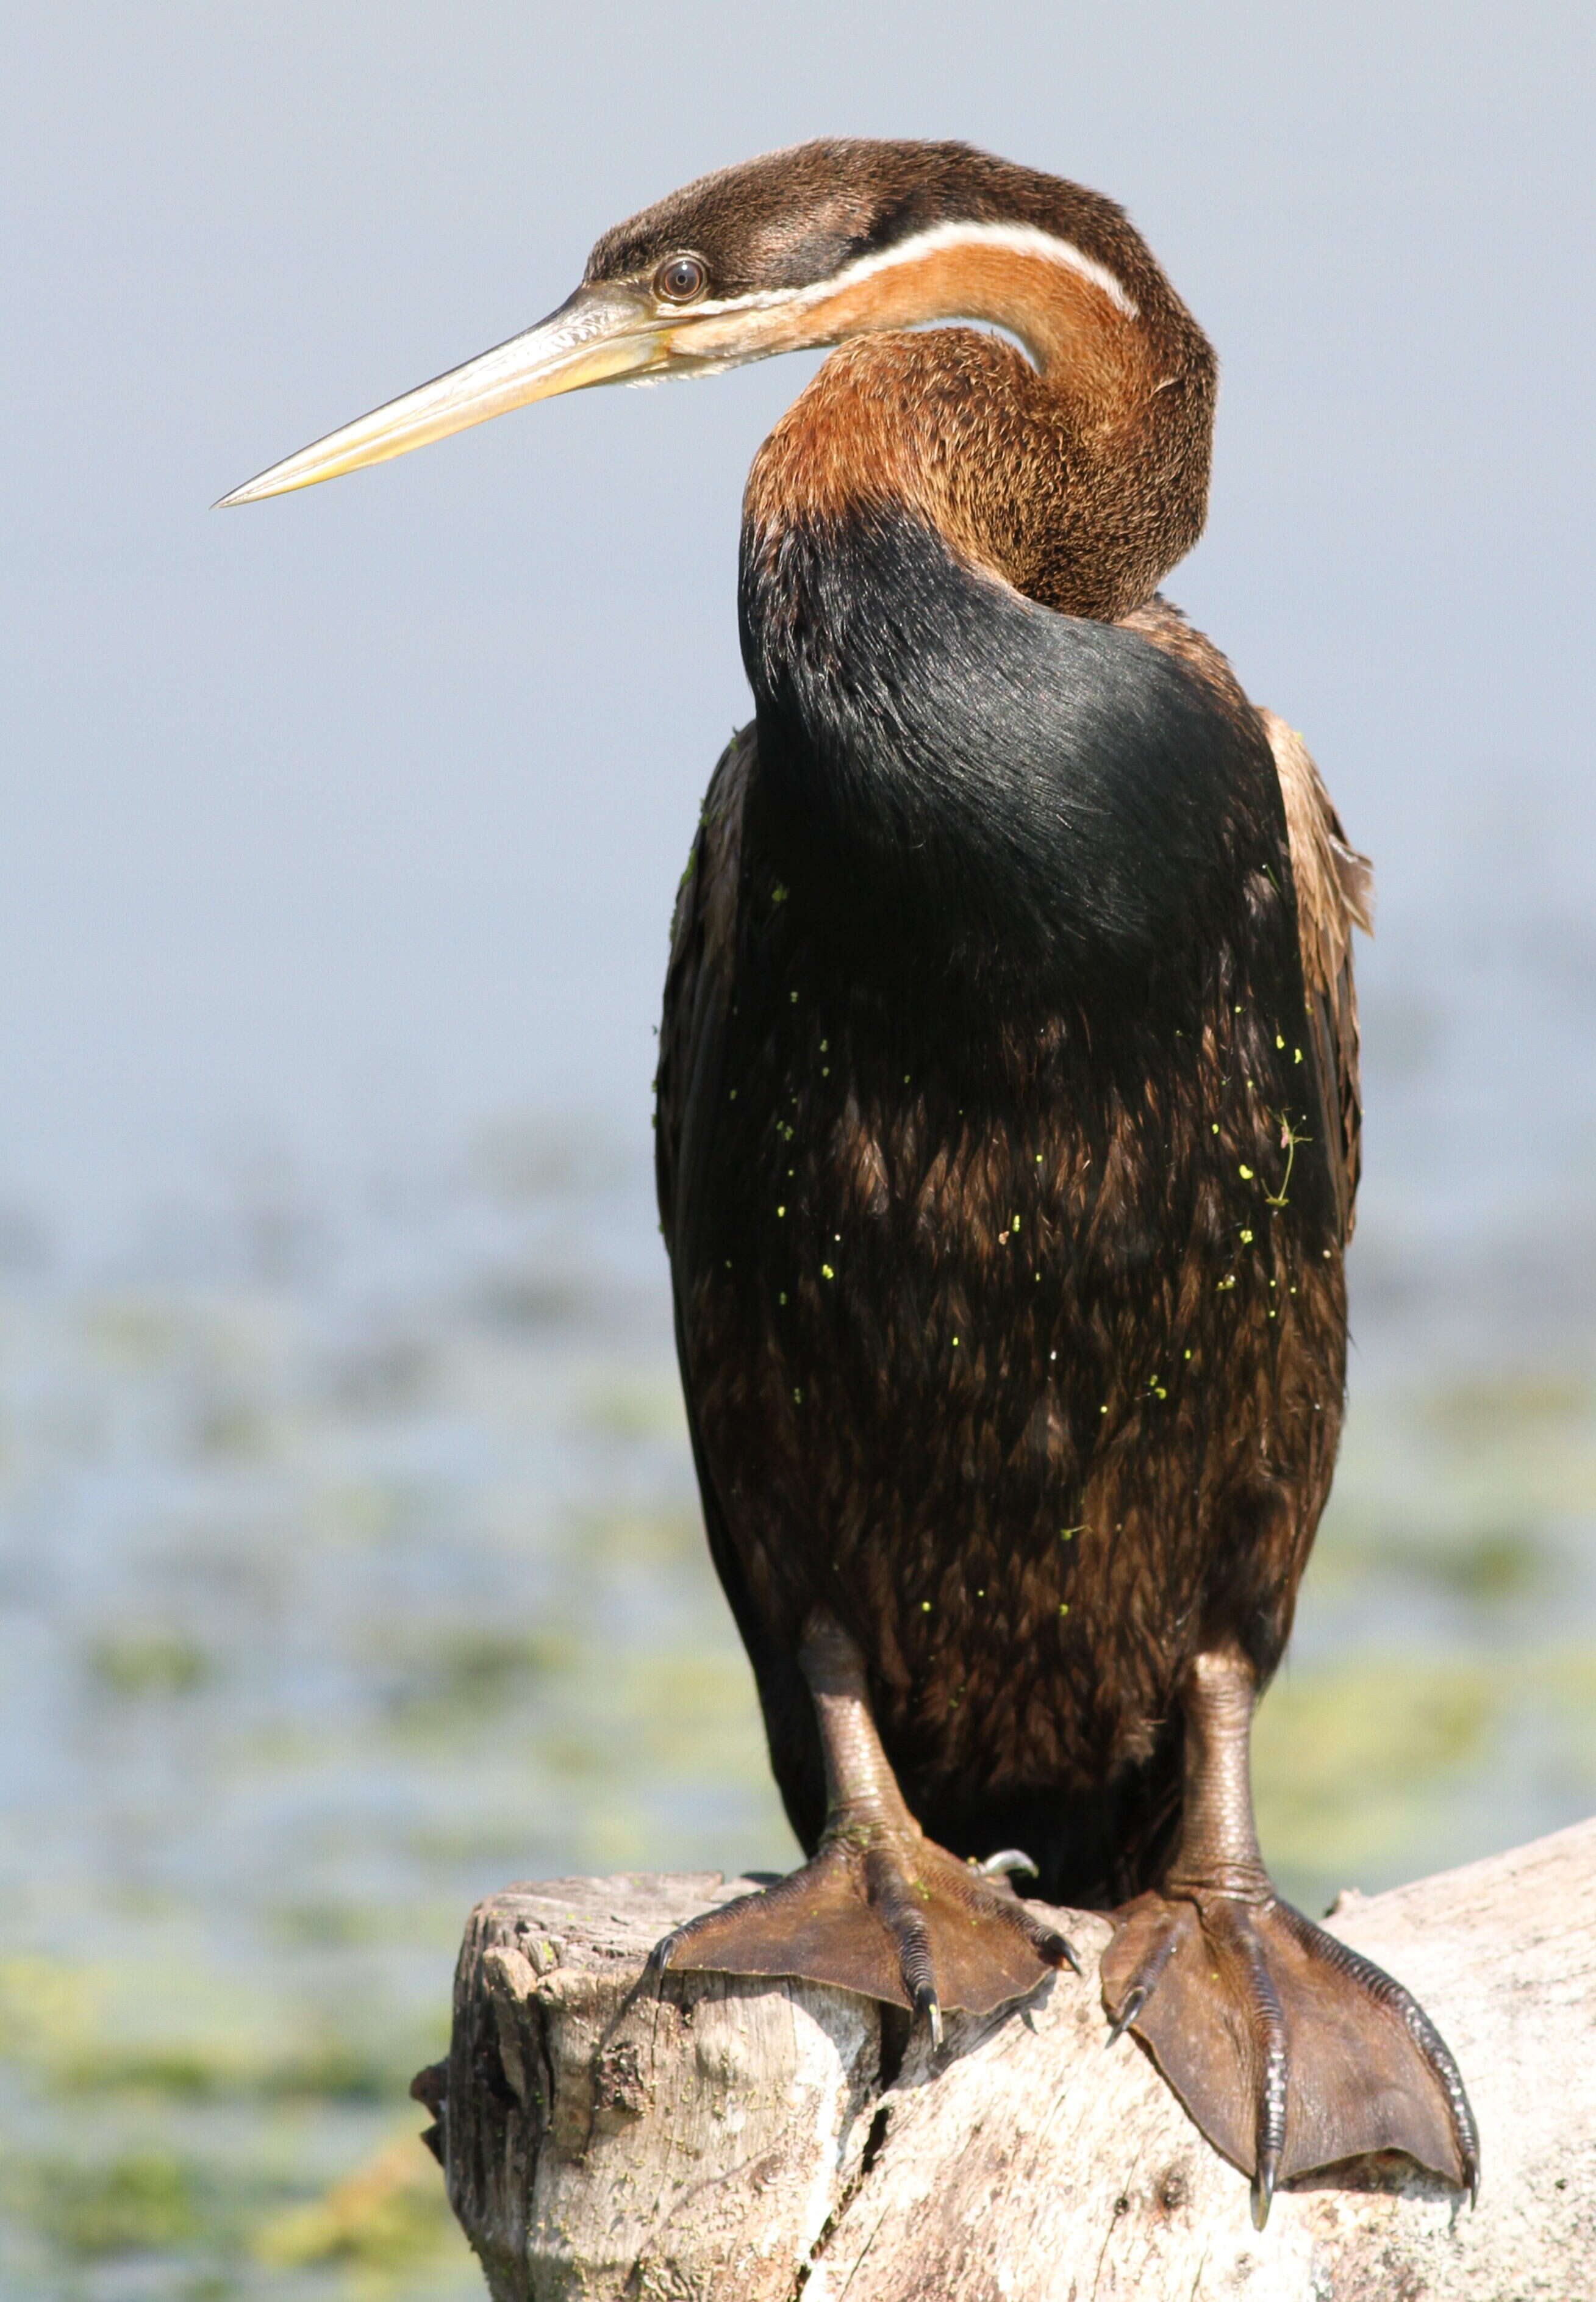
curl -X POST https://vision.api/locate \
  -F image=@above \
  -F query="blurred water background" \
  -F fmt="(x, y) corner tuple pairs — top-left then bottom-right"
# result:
(4, 4), (1594, 2294)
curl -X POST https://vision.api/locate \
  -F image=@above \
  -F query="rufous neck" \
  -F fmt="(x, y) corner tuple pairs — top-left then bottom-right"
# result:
(743, 234), (1214, 623)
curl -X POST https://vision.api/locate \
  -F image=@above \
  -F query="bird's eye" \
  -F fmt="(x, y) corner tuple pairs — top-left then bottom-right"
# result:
(654, 254), (709, 304)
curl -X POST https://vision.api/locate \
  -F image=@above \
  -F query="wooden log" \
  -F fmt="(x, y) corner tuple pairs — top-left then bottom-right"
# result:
(413, 1817), (1595, 2300)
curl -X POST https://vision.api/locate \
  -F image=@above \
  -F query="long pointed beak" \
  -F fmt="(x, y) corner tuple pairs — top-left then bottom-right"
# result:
(216, 284), (665, 507)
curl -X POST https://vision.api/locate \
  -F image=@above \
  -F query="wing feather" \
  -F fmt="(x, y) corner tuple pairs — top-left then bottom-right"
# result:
(1260, 709), (1370, 1243)
(656, 723), (754, 1275)
(654, 726), (815, 1800)
(1118, 598), (1369, 1247)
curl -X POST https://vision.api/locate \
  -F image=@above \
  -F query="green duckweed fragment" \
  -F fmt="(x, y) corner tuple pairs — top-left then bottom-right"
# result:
(921, 1600), (931, 1613)
(821, 1263), (835, 1280)
(1011, 1216), (1021, 1233)
(1276, 1034), (1285, 1049)
(951, 1336), (960, 1347)
(776, 1205), (786, 1217)
(1240, 1228), (1254, 1244)
(793, 1387), (803, 1404)
(1239, 1163), (1254, 1179)
(1059, 1602), (1070, 1616)
(1217, 1275), (1236, 1291)
(772, 883), (789, 904)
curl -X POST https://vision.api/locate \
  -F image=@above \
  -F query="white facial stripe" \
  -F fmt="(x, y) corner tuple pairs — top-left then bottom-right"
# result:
(684, 218), (1139, 326)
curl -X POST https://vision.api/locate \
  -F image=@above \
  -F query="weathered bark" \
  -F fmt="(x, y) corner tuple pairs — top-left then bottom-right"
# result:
(415, 1818), (1595, 2300)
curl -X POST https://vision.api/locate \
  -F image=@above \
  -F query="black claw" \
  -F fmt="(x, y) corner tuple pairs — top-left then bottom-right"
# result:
(1251, 2149), (1279, 2231)
(647, 1932), (679, 1974)
(1047, 1931), (1082, 1976)
(913, 1984), (944, 2051)
(1106, 1984), (1146, 2046)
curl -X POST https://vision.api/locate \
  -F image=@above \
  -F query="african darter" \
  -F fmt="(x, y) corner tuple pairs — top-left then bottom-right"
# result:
(222, 138), (1478, 2223)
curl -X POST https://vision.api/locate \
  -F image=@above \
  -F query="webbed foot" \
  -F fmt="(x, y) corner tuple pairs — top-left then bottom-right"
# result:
(650, 1615), (1075, 2039)
(1101, 1642), (1478, 2224)
(655, 1826), (1075, 2037)
(1102, 1886), (1478, 2225)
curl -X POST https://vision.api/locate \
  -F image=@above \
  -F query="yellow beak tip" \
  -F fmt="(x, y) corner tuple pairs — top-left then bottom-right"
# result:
(213, 466), (313, 508)
(214, 483), (276, 509)
(210, 288), (669, 514)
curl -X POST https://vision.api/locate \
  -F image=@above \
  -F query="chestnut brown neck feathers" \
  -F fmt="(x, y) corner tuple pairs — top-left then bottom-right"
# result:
(745, 310), (1206, 626)
(745, 231), (1211, 623)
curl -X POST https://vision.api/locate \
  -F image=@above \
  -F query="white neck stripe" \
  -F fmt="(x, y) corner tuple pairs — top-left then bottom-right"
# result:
(819, 219), (1139, 320)
(689, 219), (1139, 326)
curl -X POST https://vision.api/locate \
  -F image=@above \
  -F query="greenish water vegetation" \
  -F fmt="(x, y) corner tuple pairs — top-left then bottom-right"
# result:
(0, 1131), (1591, 2295)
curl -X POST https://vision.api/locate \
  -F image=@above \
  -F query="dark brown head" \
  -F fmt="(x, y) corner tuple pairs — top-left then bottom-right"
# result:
(580, 138), (1185, 332)
(220, 140), (1212, 546)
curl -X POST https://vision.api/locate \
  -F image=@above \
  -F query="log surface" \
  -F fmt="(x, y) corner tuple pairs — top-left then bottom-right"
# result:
(419, 1818), (1595, 2300)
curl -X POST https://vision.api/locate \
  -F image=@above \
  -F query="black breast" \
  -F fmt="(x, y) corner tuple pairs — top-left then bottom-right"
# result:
(739, 506), (1293, 1011)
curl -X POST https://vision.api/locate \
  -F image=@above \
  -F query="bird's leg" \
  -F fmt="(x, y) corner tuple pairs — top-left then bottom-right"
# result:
(653, 1612), (1076, 2040)
(1101, 1643), (1479, 2225)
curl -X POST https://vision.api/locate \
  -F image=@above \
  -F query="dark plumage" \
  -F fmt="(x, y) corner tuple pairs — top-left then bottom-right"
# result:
(658, 564), (1343, 1909)
(224, 134), (1475, 2224)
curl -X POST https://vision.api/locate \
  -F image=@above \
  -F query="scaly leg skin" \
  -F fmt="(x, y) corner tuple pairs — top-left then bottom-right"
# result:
(652, 1614), (1077, 2043)
(1101, 1645), (1480, 2226)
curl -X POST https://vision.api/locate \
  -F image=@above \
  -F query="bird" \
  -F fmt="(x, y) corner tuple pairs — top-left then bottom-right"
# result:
(221, 137), (1478, 2225)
